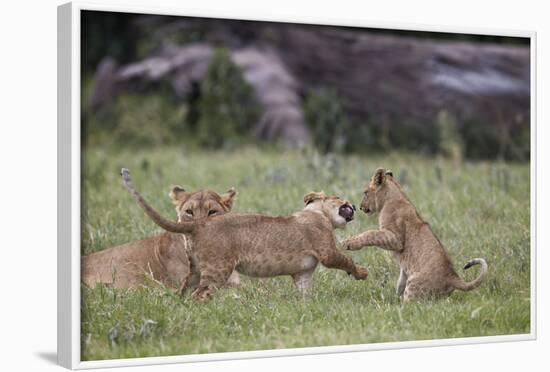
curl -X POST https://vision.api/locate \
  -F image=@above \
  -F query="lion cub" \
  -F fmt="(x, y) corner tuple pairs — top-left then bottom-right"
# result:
(120, 168), (369, 300)
(81, 185), (239, 290)
(343, 168), (487, 300)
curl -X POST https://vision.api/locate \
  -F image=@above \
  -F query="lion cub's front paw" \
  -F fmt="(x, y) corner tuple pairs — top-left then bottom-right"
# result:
(191, 286), (213, 302)
(343, 238), (361, 251)
(354, 266), (369, 280)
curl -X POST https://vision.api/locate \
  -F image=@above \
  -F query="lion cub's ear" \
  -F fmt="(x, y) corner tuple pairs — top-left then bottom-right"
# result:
(303, 191), (326, 205)
(220, 187), (237, 210)
(373, 168), (387, 187)
(169, 186), (189, 205)
(385, 170), (394, 177)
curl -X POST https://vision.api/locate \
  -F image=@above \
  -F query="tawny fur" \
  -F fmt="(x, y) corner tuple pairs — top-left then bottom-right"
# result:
(81, 186), (240, 291)
(343, 168), (487, 300)
(120, 169), (369, 301)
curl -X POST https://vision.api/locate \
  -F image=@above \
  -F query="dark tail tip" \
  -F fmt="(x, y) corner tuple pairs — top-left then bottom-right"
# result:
(463, 260), (474, 270)
(120, 168), (131, 182)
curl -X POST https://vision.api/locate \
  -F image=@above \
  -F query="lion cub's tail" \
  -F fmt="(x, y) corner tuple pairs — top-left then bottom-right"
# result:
(452, 258), (488, 291)
(121, 168), (195, 234)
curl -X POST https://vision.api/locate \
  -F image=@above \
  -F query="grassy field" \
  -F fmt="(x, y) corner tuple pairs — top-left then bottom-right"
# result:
(80, 146), (531, 361)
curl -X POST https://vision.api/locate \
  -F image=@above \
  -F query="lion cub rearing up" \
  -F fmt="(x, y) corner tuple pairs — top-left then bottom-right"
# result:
(121, 168), (369, 300)
(343, 168), (487, 300)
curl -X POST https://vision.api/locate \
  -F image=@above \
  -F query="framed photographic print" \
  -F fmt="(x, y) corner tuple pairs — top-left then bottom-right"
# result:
(58, 1), (536, 369)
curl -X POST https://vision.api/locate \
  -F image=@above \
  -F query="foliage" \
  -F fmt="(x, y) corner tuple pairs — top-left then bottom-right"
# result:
(302, 89), (454, 158)
(81, 11), (143, 75)
(437, 110), (464, 165)
(111, 94), (187, 147)
(80, 12), (529, 161)
(81, 146), (530, 360)
(195, 48), (261, 148)
(460, 120), (530, 162)
(304, 88), (350, 154)
(82, 81), (188, 148)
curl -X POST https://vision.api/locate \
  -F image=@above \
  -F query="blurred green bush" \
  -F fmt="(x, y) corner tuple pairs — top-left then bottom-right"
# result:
(82, 48), (261, 150)
(304, 88), (349, 154)
(437, 110), (464, 165)
(303, 88), (440, 157)
(82, 83), (188, 148)
(80, 12), (529, 162)
(195, 48), (261, 148)
(81, 54), (529, 161)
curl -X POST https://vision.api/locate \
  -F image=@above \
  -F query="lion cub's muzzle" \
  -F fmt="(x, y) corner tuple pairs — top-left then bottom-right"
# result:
(339, 204), (356, 222)
(360, 205), (373, 214)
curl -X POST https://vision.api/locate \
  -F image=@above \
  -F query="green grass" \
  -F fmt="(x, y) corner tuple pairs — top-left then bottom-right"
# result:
(81, 146), (531, 361)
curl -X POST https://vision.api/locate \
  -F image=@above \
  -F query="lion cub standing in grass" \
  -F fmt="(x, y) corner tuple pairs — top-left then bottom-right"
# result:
(120, 168), (369, 300)
(343, 168), (487, 300)
(82, 185), (240, 290)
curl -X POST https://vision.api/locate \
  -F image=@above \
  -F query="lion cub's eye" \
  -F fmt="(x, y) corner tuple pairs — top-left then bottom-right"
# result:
(208, 210), (217, 216)
(185, 209), (194, 216)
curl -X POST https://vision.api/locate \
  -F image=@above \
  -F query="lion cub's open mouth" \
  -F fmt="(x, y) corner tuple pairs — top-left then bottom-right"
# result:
(339, 204), (355, 222)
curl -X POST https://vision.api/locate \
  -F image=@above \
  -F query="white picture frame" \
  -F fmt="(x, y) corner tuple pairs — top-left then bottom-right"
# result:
(57, 1), (537, 369)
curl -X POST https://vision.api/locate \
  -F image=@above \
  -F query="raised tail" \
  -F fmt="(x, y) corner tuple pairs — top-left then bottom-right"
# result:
(452, 258), (488, 291)
(120, 168), (195, 234)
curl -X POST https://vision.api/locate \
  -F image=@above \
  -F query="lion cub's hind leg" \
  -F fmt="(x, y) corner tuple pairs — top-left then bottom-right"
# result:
(291, 255), (318, 296)
(179, 254), (200, 295)
(292, 271), (314, 296)
(402, 274), (453, 301)
(396, 268), (408, 297)
(225, 271), (241, 287)
(402, 284), (418, 302)
(192, 259), (235, 301)
(401, 273), (425, 302)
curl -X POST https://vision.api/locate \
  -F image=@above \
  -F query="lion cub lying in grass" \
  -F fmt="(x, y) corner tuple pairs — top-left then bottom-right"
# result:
(81, 185), (240, 290)
(121, 168), (369, 300)
(344, 168), (487, 301)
